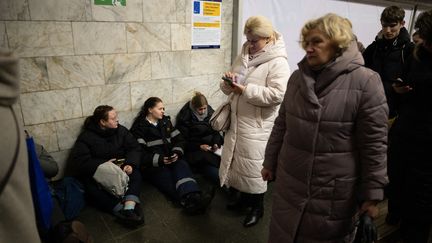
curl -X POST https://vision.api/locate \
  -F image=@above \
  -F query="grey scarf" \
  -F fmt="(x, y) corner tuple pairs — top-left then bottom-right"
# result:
(189, 102), (208, 121)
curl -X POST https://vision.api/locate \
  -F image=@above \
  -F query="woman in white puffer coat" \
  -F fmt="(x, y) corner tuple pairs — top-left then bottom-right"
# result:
(219, 15), (290, 227)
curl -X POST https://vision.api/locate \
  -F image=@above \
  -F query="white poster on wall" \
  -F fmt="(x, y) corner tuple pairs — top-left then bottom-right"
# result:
(192, 0), (222, 49)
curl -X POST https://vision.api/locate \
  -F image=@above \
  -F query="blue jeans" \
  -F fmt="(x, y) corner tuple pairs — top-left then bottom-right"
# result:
(84, 169), (142, 213)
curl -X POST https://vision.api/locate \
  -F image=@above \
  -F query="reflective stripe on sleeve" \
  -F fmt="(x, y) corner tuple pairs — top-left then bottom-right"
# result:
(172, 147), (184, 154)
(153, 154), (160, 167)
(170, 129), (180, 138)
(147, 139), (164, 147)
(175, 177), (197, 190)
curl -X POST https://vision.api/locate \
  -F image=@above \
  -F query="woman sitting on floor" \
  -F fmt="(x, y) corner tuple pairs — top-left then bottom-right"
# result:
(130, 97), (213, 215)
(67, 105), (144, 227)
(176, 92), (223, 185)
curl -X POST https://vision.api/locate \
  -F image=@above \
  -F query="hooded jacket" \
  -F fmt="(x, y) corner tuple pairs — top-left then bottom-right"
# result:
(219, 33), (291, 194)
(176, 102), (223, 152)
(0, 50), (41, 243)
(264, 42), (388, 242)
(363, 27), (414, 117)
(67, 122), (141, 179)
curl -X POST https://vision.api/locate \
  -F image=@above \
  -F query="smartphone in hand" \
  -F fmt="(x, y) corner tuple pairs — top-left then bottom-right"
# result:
(167, 153), (177, 159)
(114, 158), (125, 166)
(393, 78), (409, 87)
(222, 76), (234, 87)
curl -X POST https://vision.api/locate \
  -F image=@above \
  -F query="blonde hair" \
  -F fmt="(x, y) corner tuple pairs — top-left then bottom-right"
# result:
(191, 91), (208, 109)
(300, 13), (353, 51)
(244, 15), (277, 42)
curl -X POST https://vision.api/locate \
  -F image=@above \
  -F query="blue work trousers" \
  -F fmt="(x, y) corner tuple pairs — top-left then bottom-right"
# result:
(143, 159), (200, 201)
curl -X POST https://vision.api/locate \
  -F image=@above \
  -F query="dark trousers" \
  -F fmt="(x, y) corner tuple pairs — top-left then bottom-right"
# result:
(243, 192), (264, 209)
(400, 219), (431, 243)
(84, 169), (142, 213)
(199, 164), (219, 185)
(142, 159), (200, 201)
(387, 140), (406, 217)
(186, 151), (220, 185)
(230, 187), (264, 209)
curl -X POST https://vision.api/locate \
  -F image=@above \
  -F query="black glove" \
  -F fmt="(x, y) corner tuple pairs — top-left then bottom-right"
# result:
(354, 213), (377, 243)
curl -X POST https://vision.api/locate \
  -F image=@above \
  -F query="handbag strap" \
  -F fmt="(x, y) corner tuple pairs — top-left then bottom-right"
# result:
(0, 106), (21, 196)
(227, 92), (234, 102)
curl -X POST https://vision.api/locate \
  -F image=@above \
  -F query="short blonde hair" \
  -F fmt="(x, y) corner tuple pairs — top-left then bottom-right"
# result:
(300, 13), (353, 51)
(244, 15), (276, 41)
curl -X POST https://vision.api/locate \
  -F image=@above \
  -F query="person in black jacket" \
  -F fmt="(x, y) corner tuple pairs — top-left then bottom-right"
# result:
(389, 10), (432, 243)
(363, 6), (414, 226)
(67, 105), (144, 227)
(363, 5), (414, 120)
(412, 30), (423, 45)
(130, 97), (213, 215)
(176, 92), (223, 185)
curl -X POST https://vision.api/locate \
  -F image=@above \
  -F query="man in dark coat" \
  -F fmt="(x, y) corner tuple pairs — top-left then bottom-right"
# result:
(363, 5), (414, 120)
(363, 5), (414, 226)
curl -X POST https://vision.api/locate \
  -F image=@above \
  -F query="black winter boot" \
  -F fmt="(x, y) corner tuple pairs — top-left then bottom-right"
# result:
(226, 188), (245, 211)
(243, 206), (263, 227)
(182, 191), (214, 215)
(242, 193), (264, 227)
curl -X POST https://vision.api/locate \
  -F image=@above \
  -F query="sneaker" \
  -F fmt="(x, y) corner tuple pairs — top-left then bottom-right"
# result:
(115, 208), (144, 227)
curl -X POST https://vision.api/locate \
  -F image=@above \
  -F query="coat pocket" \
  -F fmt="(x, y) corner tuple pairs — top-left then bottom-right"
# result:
(330, 177), (358, 220)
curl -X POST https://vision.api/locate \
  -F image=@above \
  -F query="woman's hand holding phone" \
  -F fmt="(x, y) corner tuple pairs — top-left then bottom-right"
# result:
(392, 78), (412, 94)
(222, 76), (234, 87)
(163, 153), (178, 164)
(222, 72), (245, 94)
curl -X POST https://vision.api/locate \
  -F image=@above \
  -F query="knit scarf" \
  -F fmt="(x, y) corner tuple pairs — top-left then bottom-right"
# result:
(189, 102), (208, 121)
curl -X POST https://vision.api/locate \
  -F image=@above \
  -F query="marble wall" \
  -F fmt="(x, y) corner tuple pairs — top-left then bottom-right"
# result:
(1, 0), (233, 179)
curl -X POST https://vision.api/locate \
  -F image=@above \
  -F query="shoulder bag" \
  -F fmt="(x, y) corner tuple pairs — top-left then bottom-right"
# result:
(210, 95), (232, 132)
(93, 162), (129, 198)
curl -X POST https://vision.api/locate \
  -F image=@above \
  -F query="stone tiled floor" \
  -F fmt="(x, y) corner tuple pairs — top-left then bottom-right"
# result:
(77, 180), (274, 243)
(77, 179), (428, 243)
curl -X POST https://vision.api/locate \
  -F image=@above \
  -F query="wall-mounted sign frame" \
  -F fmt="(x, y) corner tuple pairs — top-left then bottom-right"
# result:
(94, 0), (126, 6)
(192, 0), (222, 49)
